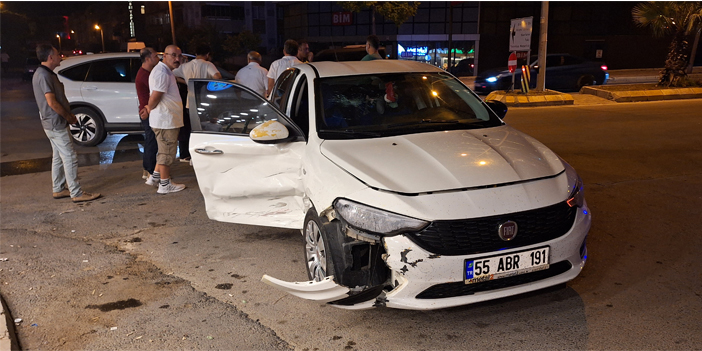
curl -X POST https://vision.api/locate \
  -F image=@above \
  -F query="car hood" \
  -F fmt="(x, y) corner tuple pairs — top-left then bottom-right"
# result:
(320, 126), (564, 194)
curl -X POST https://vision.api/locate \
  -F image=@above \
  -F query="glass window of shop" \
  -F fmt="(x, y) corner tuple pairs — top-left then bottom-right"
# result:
(398, 41), (475, 75)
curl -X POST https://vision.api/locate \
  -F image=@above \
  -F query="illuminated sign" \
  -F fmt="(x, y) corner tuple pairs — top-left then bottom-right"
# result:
(333, 12), (353, 26)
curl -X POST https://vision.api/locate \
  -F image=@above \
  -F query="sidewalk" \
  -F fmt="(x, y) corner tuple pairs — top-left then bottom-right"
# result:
(459, 67), (702, 107)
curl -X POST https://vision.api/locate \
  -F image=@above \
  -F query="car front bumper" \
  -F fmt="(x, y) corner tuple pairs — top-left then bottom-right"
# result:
(371, 202), (590, 310)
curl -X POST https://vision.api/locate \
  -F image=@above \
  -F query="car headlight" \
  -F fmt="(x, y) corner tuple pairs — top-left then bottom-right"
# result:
(333, 198), (429, 235)
(486, 76), (498, 83)
(567, 175), (585, 208)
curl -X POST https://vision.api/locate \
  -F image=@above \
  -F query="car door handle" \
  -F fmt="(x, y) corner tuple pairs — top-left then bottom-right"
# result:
(194, 148), (223, 155)
(82, 86), (98, 91)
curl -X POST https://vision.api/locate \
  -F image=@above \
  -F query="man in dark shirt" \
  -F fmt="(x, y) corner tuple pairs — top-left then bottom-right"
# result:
(32, 44), (100, 202)
(136, 47), (160, 186)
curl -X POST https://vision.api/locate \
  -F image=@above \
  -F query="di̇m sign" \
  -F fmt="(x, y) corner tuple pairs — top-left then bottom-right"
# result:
(333, 12), (353, 26)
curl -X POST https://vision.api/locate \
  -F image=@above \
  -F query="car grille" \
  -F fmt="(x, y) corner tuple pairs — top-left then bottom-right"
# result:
(415, 261), (572, 299)
(408, 200), (577, 256)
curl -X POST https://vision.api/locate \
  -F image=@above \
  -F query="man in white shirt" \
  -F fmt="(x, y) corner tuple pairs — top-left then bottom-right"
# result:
(235, 51), (268, 96)
(266, 39), (302, 97)
(144, 44), (186, 194)
(172, 44), (222, 162)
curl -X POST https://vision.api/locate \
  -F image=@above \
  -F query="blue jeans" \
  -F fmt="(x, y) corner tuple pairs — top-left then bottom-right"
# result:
(44, 127), (82, 198)
(141, 117), (157, 174)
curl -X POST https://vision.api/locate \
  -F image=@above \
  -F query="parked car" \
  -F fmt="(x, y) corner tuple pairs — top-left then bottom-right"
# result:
(186, 60), (591, 310)
(474, 54), (608, 93)
(54, 52), (233, 146)
(22, 57), (41, 81)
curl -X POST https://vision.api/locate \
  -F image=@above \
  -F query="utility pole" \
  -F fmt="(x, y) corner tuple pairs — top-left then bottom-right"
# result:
(535, 1), (549, 91)
(168, 1), (176, 45)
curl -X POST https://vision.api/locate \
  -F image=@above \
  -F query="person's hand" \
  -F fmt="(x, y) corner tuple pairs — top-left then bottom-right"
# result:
(66, 113), (78, 125)
(139, 107), (149, 120)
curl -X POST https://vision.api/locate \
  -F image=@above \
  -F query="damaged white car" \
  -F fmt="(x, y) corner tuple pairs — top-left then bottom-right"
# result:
(187, 60), (590, 310)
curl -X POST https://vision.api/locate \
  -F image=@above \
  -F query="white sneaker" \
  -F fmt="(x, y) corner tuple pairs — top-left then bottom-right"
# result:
(145, 175), (159, 187)
(142, 170), (150, 180)
(157, 180), (186, 194)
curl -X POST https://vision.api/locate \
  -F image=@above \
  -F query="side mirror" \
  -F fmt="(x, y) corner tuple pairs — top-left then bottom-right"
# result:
(250, 120), (294, 144)
(485, 100), (508, 119)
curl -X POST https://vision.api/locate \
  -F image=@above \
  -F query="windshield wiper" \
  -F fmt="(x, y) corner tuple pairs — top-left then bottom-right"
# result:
(319, 129), (383, 137)
(388, 119), (461, 128)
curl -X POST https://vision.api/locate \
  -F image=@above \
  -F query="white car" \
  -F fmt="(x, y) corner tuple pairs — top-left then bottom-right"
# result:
(54, 53), (144, 146)
(54, 52), (232, 146)
(187, 60), (591, 310)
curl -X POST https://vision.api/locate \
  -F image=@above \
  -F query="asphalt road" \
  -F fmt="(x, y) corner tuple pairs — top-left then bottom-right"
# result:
(1, 77), (701, 350)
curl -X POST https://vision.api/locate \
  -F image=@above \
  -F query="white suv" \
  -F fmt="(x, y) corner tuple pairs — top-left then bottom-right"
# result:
(54, 53), (144, 146)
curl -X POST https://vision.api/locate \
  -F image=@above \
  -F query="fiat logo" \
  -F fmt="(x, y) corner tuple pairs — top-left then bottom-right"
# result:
(498, 221), (518, 241)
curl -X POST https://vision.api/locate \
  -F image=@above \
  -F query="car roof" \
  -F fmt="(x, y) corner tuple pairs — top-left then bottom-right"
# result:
(304, 60), (444, 78)
(58, 52), (139, 68)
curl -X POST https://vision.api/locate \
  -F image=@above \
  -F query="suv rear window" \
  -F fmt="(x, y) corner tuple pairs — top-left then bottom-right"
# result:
(86, 59), (132, 83)
(58, 63), (90, 82)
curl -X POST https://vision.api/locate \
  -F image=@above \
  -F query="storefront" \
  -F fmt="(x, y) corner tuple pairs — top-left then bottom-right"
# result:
(396, 34), (480, 76)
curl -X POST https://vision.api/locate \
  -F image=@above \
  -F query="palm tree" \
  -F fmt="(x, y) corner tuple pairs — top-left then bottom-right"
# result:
(632, 1), (702, 87)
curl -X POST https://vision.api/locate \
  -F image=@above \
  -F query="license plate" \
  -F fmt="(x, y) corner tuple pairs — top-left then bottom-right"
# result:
(465, 247), (550, 284)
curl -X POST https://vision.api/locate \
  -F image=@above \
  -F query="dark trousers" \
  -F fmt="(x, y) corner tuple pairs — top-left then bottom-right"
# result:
(141, 117), (157, 174)
(178, 108), (191, 159)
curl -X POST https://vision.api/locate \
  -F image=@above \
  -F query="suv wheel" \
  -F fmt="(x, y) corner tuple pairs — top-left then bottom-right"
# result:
(70, 107), (107, 146)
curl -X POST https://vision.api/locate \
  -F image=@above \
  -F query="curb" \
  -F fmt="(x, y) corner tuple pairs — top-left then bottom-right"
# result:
(580, 86), (702, 102)
(485, 90), (574, 107)
(0, 293), (19, 351)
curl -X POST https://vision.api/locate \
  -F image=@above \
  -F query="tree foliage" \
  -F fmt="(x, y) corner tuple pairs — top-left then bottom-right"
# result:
(223, 30), (262, 56)
(338, 1), (420, 34)
(632, 1), (702, 86)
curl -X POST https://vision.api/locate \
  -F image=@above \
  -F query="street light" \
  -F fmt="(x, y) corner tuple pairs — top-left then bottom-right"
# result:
(94, 24), (105, 53)
(56, 34), (62, 53)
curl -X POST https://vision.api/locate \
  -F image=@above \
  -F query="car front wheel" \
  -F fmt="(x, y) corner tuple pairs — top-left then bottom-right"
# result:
(303, 211), (335, 281)
(70, 107), (107, 146)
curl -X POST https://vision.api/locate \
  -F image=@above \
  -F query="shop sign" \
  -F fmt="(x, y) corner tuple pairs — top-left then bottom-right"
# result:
(333, 12), (353, 26)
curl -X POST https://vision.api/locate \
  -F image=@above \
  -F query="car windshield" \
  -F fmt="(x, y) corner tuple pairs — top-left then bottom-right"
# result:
(317, 72), (502, 139)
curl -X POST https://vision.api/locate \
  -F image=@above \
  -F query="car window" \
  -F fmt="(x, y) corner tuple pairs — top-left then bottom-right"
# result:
(546, 55), (564, 67)
(130, 58), (141, 81)
(58, 63), (90, 82)
(271, 69), (298, 110)
(562, 55), (583, 66)
(86, 59), (132, 83)
(317, 72), (502, 139)
(191, 80), (302, 138)
(289, 75), (309, 139)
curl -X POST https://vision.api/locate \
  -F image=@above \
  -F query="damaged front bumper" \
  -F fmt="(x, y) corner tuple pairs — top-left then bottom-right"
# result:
(261, 204), (590, 310)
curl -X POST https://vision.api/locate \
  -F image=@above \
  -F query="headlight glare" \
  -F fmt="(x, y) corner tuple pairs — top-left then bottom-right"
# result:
(334, 198), (429, 235)
(486, 76), (498, 83)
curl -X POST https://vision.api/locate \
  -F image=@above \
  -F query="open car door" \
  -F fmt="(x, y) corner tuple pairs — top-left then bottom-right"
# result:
(187, 79), (306, 229)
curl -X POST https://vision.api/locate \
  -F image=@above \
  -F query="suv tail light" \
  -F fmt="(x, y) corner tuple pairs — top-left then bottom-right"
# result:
(600, 65), (608, 71)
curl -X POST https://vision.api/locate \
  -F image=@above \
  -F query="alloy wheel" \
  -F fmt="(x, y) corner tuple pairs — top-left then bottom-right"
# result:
(70, 112), (98, 144)
(304, 219), (327, 281)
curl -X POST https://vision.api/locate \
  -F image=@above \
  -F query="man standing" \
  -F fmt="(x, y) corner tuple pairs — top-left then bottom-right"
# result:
(32, 44), (100, 203)
(173, 44), (221, 163)
(136, 47), (160, 186)
(297, 40), (310, 63)
(235, 51), (268, 96)
(266, 39), (301, 97)
(144, 44), (186, 194)
(361, 35), (383, 61)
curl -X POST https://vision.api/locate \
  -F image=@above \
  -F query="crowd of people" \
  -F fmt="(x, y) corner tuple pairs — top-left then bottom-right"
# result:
(31, 35), (384, 201)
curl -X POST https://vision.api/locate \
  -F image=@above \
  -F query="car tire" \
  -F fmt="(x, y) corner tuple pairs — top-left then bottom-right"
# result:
(302, 209), (344, 282)
(577, 75), (596, 90)
(70, 107), (107, 146)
